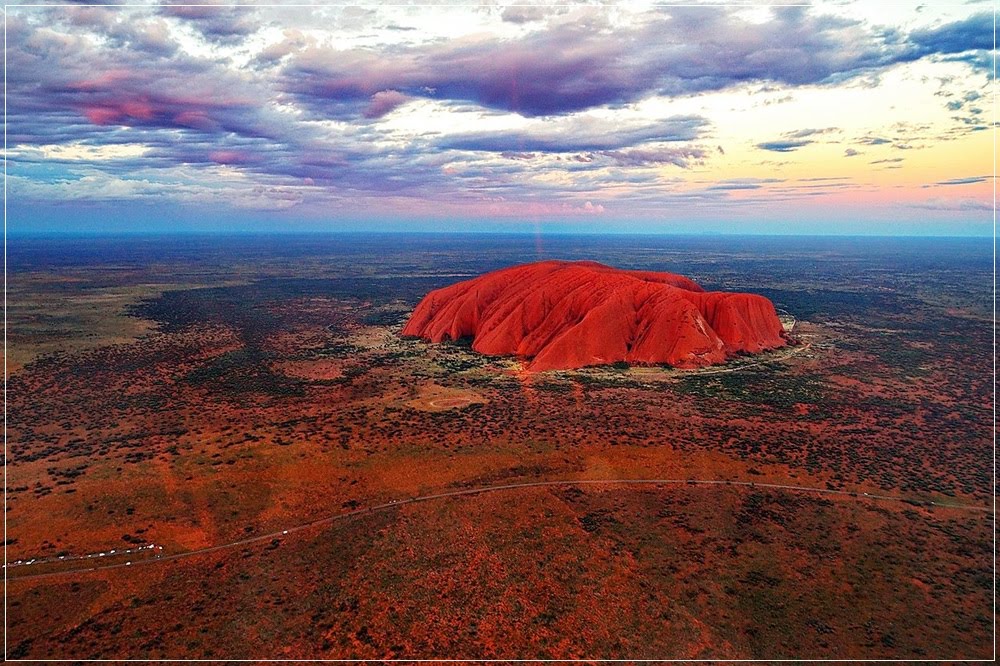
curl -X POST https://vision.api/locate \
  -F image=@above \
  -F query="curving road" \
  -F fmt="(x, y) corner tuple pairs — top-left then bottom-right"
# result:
(7, 477), (990, 582)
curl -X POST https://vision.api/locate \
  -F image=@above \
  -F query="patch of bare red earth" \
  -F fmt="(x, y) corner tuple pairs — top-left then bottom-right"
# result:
(9, 484), (989, 659)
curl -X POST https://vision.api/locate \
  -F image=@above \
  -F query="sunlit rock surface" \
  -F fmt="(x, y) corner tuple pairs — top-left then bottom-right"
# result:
(403, 260), (788, 371)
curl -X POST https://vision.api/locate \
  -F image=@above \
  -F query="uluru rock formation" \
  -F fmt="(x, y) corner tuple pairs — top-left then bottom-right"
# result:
(402, 260), (788, 371)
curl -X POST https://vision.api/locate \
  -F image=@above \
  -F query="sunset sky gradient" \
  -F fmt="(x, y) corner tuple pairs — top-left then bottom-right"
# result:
(7, 1), (994, 235)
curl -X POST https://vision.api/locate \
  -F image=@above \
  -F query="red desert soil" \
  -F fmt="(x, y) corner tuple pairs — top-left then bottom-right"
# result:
(403, 260), (788, 371)
(271, 359), (344, 381)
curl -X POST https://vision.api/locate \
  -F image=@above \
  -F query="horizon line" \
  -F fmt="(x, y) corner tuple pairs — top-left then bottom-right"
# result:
(5, 229), (995, 240)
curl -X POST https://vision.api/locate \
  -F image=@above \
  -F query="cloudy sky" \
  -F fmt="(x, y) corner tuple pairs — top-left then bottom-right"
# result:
(7, 1), (994, 235)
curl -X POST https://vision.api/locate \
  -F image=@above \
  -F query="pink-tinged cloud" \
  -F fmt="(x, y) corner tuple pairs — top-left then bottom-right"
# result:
(120, 99), (155, 120)
(81, 98), (155, 125)
(173, 110), (217, 131)
(83, 106), (124, 125)
(363, 90), (409, 119)
(209, 150), (260, 165)
(72, 81), (264, 135)
(69, 68), (132, 92)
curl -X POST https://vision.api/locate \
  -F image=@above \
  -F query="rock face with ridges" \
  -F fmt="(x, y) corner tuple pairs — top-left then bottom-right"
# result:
(402, 260), (787, 371)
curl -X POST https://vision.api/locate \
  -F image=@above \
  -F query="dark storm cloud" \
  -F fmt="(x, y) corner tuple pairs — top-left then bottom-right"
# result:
(281, 11), (816, 118)
(362, 90), (410, 119)
(159, 1), (259, 45)
(282, 22), (636, 118)
(57, 5), (177, 56)
(940, 49), (993, 74)
(906, 12), (994, 74)
(908, 12), (993, 55)
(756, 140), (813, 153)
(281, 8), (993, 120)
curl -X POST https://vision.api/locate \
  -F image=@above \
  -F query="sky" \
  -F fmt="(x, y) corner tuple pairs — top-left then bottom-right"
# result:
(6, 0), (995, 235)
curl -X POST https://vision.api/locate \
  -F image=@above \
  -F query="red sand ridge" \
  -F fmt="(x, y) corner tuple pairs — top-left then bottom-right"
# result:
(402, 260), (788, 371)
